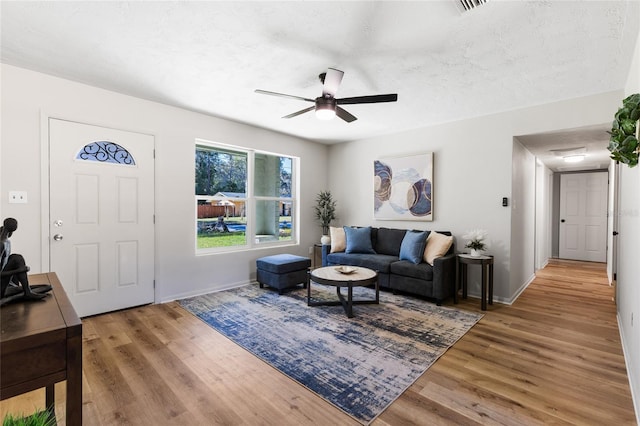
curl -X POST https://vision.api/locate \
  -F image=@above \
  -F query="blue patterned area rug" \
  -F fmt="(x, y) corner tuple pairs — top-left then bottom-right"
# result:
(179, 284), (482, 425)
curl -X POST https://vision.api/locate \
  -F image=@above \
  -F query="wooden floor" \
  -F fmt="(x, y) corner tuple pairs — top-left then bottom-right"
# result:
(2, 259), (636, 425)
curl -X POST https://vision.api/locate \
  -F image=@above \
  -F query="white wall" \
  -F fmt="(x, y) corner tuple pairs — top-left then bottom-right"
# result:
(328, 91), (625, 303)
(510, 138), (536, 298)
(534, 160), (553, 271)
(618, 22), (640, 420)
(0, 64), (329, 302)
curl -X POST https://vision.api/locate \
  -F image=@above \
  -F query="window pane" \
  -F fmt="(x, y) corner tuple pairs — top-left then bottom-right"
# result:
(197, 200), (247, 248)
(255, 200), (292, 243)
(254, 154), (292, 197)
(196, 146), (247, 196)
(76, 141), (136, 165)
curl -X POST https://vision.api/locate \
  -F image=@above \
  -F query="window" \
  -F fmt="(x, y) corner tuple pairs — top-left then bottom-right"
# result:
(76, 141), (136, 165)
(195, 141), (296, 252)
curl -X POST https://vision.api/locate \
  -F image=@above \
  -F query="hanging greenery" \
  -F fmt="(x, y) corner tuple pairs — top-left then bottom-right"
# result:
(314, 191), (336, 234)
(608, 93), (640, 167)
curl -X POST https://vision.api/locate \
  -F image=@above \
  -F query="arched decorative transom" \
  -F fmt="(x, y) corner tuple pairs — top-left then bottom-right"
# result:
(76, 141), (136, 165)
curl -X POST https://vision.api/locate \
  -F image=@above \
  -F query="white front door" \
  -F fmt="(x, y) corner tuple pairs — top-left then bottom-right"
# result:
(49, 118), (155, 317)
(559, 172), (608, 262)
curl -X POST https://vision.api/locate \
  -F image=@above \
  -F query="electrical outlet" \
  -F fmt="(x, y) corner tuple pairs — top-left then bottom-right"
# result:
(309, 246), (313, 254)
(8, 191), (27, 204)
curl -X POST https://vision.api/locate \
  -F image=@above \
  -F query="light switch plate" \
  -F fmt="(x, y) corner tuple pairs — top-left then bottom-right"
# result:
(9, 191), (28, 204)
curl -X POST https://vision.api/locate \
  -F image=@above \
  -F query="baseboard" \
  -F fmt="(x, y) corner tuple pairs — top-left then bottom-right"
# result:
(504, 272), (536, 305)
(617, 313), (640, 424)
(159, 280), (252, 303)
(460, 272), (534, 306)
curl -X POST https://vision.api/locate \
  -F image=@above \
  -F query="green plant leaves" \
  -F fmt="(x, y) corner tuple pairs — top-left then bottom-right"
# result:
(314, 190), (336, 228)
(608, 93), (640, 168)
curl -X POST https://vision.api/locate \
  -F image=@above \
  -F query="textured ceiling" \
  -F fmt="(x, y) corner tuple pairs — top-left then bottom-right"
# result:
(1, 1), (639, 169)
(516, 124), (613, 172)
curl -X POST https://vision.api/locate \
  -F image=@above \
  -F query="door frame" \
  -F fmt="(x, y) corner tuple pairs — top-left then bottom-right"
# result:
(558, 170), (609, 262)
(39, 111), (157, 303)
(608, 161), (620, 288)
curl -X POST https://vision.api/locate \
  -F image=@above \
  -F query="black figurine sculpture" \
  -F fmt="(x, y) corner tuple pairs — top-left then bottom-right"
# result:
(1, 217), (52, 306)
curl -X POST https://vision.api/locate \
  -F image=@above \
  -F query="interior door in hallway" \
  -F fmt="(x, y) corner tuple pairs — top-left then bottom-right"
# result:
(559, 172), (608, 262)
(49, 118), (155, 317)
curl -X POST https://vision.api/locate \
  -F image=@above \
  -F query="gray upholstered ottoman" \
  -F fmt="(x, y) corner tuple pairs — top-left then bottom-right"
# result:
(256, 254), (311, 294)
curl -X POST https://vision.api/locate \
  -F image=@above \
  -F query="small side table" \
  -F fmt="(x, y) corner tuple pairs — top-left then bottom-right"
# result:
(456, 254), (494, 311)
(313, 243), (323, 269)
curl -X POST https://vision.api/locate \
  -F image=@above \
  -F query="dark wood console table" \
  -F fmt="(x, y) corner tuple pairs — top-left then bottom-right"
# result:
(1, 272), (82, 425)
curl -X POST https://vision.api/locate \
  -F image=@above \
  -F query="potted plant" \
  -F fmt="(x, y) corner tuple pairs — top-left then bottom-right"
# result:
(462, 229), (488, 257)
(3, 409), (56, 426)
(314, 190), (336, 244)
(608, 93), (640, 167)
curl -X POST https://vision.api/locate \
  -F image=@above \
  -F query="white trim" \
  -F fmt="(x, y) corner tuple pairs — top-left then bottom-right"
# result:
(461, 272), (534, 306)
(159, 280), (252, 304)
(506, 272), (536, 305)
(40, 111), (158, 304)
(617, 313), (640, 424)
(40, 111), (50, 273)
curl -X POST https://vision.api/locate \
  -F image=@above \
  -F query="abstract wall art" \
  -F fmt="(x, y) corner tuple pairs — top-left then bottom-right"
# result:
(374, 152), (433, 221)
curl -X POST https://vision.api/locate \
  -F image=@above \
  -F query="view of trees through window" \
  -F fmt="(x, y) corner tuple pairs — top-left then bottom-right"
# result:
(195, 143), (295, 251)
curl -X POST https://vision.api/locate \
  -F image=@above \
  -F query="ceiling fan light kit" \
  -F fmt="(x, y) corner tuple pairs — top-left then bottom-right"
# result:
(315, 97), (337, 120)
(255, 68), (398, 123)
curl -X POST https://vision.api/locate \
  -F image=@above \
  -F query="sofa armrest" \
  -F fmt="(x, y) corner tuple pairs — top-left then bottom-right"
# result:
(432, 253), (456, 301)
(321, 244), (331, 267)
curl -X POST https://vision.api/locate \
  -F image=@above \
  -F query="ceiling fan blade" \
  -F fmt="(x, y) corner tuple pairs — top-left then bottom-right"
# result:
(337, 94), (398, 105)
(336, 106), (357, 123)
(282, 106), (315, 119)
(255, 89), (314, 103)
(322, 68), (344, 98)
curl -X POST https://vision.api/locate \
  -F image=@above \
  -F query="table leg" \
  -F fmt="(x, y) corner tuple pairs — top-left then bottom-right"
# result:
(347, 286), (354, 318)
(462, 264), (468, 299)
(66, 332), (83, 425)
(307, 271), (311, 306)
(45, 384), (55, 417)
(454, 257), (459, 304)
(481, 265), (487, 311)
(489, 263), (494, 305)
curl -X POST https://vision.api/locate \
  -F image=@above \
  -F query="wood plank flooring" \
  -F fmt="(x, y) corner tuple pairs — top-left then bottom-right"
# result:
(2, 259), (636, 425)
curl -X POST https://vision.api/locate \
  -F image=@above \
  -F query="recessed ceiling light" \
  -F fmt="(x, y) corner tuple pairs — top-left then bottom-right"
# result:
(563, 155), (585, 163)
(551, 147), (586, 157)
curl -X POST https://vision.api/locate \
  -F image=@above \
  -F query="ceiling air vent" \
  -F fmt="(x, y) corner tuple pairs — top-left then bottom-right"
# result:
(454, 0), (489, 13)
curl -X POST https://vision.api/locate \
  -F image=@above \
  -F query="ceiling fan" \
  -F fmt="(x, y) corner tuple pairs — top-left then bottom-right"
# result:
(255, 68), (398, 123)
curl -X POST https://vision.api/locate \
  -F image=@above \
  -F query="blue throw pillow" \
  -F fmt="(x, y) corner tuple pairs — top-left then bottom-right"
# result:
(399, 230), (429, 264)
(344, 226), (376, 254)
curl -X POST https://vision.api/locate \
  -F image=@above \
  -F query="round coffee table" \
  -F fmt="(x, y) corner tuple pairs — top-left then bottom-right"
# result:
(308, 266), (379, 318)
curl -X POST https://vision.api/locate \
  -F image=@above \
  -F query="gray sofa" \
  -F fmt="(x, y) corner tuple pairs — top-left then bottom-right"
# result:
(321, 227), (456, 305)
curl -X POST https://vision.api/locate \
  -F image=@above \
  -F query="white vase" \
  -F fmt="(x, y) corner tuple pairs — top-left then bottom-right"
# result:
(320, 235), (331, 245)
(470, 248), (481, 257)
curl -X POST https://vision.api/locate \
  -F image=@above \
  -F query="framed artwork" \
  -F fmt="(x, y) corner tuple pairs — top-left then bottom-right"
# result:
(373, 152), (433, 221)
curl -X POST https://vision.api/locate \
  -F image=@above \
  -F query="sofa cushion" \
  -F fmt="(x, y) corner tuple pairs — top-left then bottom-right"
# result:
(326, 252), (397, 274)
(423, 231), (454, 266)
(374, 227), (407, 256)
(399, 230), (429, 264)
(344, 226), (376, 254)
(330, 226), (346, 253)
(390, 260), (434, 281)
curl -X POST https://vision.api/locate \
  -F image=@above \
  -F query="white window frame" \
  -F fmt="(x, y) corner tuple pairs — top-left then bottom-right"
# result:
(195, 139), (298, 254)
